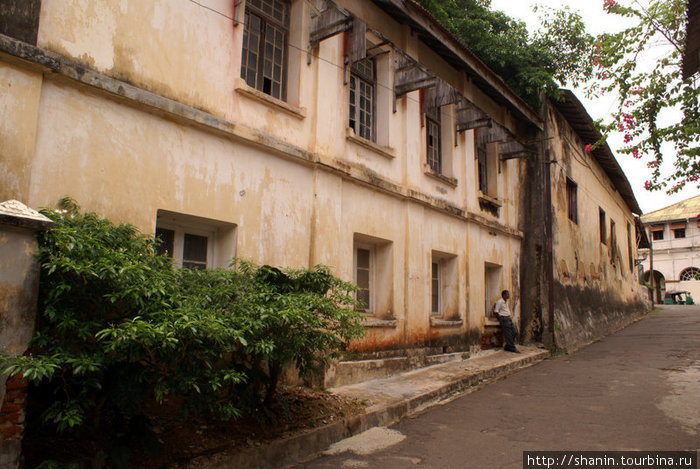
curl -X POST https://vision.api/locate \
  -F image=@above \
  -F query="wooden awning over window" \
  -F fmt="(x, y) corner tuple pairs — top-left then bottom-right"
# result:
(671, 222), (687, 230)
(455, 98), (491, 133)
(308, 0), (353, 64)
(394, 53), (438, 105)
(423, 79), (458, 114)
(650, 225), (664, 232)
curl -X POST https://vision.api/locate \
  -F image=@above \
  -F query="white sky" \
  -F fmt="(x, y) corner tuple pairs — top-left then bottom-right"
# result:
(490, 0), (700, 214)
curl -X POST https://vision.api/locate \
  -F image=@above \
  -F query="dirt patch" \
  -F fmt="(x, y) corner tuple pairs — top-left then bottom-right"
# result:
(23, 386), (367, 468)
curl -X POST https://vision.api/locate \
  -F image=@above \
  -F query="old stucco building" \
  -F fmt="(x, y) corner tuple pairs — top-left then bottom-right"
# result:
(640, 195), (700, 303)
(534, 91), (651, 352)
(0, 0), (648, 363)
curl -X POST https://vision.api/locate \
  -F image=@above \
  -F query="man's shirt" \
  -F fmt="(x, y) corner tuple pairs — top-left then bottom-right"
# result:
(494, 297), (511, 317)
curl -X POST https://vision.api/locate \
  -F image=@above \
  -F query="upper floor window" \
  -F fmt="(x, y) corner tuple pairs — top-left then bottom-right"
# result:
(566, 178), (578, 224)
(426, 107), (442, 173)
(349, 58), (376, 141)
(651, 226), (664, 241)
(241, 0), (289, 101)
(477, 144), (488, 194)
(674, 228), (686, 239)
(599, 208), (606, 243)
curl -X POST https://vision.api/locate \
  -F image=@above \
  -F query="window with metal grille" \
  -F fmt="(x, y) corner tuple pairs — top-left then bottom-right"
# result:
(652, 230), (664, 241)
(426, 108), (441, 173)
(674, 228), (686, 239)
(599, 208), (606, 243)
(477, 145), (488, 193)
(680, 267), (700, 281)
(349, 58), (376, 141)
(566, 178), (578, 224)
(241, 0), (288, 100)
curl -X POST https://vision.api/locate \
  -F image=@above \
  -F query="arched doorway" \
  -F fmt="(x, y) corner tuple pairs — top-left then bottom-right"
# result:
(643, 270), (666, 304)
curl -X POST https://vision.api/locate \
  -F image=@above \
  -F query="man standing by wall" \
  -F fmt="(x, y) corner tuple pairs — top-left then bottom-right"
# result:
(494, 290), (519, 353)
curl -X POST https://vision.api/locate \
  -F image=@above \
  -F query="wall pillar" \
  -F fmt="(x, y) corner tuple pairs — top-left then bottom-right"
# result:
(0, 200), (53, 469)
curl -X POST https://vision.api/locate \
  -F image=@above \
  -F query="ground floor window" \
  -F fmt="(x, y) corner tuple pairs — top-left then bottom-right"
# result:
(155, 210), (236, 269)
(353, 233), (393, 317)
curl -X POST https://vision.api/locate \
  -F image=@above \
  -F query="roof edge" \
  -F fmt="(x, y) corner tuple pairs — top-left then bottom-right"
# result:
(552, 90), (642, 215)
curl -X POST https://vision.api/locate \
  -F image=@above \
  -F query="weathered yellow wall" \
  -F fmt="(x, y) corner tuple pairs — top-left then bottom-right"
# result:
(0, 63), (42, 203)
(1, 0), (530, 352)
(546, 105), (649, 351)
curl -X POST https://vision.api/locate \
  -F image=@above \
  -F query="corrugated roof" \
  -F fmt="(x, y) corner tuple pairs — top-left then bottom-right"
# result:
(552, 90), (642, 215)
(640, 194), (700, 223)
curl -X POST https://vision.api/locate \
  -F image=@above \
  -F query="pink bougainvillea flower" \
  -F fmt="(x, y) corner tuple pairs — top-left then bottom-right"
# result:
(584, 144), (593, 155)
(632, 148), (640, 158)
(624, 134), (633, 144)
(644, 180), (651, 190)
(603, 0), (618, 12)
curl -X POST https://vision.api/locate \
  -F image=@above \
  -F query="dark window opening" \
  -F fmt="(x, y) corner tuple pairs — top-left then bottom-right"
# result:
(566, 178), (578, 224)
(155, 228), (175, 258)
(183, 234), (208, 270)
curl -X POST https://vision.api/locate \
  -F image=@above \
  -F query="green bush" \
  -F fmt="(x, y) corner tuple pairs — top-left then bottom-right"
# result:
(0, 199), (364, 450)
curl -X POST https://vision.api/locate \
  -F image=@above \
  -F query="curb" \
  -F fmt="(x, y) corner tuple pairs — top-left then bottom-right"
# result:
(189, 350), (550, 468)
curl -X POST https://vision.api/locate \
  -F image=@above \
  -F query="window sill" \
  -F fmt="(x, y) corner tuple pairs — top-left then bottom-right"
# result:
(485, 318), (501, 327)
(430, 317), (463, 328)
(346, 128), (396, 159)
(424, 166), (458, 187)
(234, 78), (306, 119)
(362, 318), (398, 328)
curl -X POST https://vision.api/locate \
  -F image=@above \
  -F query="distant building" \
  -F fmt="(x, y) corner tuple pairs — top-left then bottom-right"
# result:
(640, 195), (700, 303)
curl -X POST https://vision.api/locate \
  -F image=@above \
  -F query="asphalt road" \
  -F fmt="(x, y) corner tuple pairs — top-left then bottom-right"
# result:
(299, 305), (700, 469)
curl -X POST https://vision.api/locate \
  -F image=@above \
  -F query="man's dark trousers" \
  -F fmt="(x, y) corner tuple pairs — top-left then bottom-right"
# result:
(498, 315), (518, 352)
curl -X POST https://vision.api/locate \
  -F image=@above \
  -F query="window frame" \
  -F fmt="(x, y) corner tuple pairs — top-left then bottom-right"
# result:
(425, 107), (442, 174)
(240, 0), (289, 101)
(680, 267), (700, 281)
(652, 230), (664, 241)
(354, 243), (375, 314)
(431, 260), (440, 315)
(349, 58), (377, 142)
(156, 224), (215, 270)
(674, 228), (686, 239)
(599, 208), (607, 244)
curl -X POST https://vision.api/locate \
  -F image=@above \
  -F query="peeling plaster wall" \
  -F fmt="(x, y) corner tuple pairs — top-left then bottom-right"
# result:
(0, 63), (42, 203)
(545, 105), (650, 352)
(1, 0), (532, 354)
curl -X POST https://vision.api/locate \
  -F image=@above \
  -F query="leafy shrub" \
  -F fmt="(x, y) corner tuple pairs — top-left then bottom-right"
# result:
(0, 199), (364, 461)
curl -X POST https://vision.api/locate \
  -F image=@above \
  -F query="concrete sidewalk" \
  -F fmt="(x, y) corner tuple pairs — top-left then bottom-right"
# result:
(193, 346), (550, 468)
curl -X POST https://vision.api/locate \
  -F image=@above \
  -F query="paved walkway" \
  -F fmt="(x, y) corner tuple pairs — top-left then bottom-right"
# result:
(193, 345), (549, 468)
(300, 306), (700, 468)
